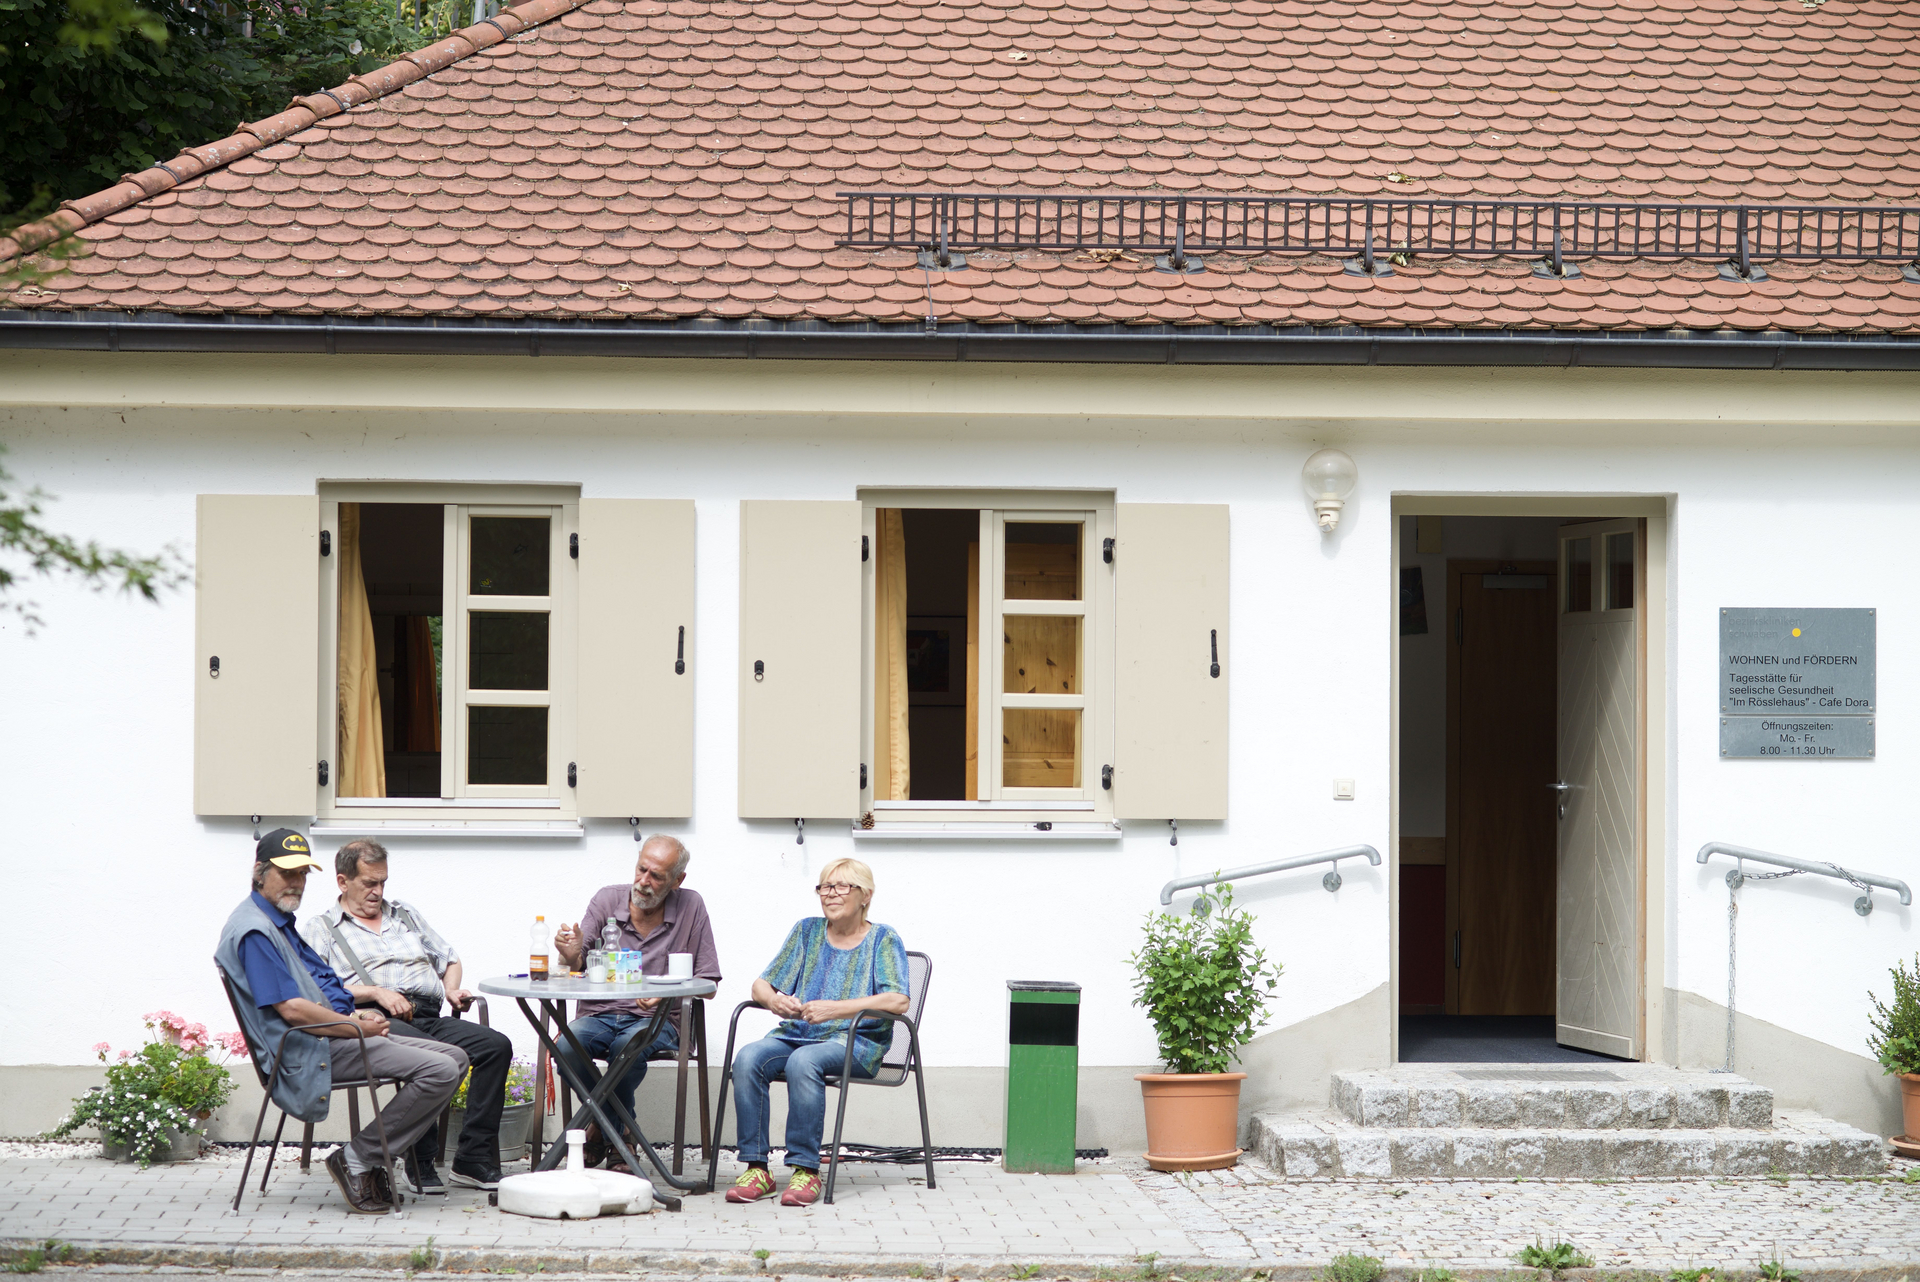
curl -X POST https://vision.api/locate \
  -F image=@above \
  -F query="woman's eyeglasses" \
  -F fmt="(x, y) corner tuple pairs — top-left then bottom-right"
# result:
(815, 882), (858, 897)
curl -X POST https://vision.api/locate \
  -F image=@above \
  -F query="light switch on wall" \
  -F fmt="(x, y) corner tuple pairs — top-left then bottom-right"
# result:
(1334, 778), (1355, 800)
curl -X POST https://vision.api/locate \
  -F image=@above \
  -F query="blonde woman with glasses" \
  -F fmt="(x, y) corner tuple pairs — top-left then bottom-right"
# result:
(724, 857), (909, 1207)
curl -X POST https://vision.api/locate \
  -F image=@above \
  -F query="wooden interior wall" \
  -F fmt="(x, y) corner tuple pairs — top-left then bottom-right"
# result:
(1001, 538), (1082, 789)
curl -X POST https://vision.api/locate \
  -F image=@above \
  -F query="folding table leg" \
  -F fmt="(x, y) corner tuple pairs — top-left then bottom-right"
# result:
(695, 1002), (712, 1160)
(672, 998), (691, 1175)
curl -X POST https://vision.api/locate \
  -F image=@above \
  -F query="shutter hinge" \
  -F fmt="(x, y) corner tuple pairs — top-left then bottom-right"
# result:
(318, 760), (330, 786)
(567, 762), (577, 788)
(569, 533), (578, 560)
(1101, 764), (1112, 790)
(1103, 537), (1114, 564)
(860, 763), (868, 790)
(320, 530), (331, 557)
(1209, 629), (1221, 678)
(861, 535), (869, 562)
(795, 817), (805, 845)
(675, 624), (686, 675)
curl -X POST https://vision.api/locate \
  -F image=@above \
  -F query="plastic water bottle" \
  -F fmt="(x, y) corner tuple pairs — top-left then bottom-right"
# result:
(601, 916), (620, 957)
(530, 915), (550, 982)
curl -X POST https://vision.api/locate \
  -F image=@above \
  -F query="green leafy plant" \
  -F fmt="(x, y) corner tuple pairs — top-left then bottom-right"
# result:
(409, 1238), (436, 1272)
(1868, 954), (1920, 1075)
(1322, 1255), (1382, 1282)
(45, 1012), (241, 1166)
(1131, 882), (1282, 1075)
(1757, 1259), (1800, 1282)
(1413, 1269), (1457, 1282)
(1514, 1241), (1593, 1272)
(1010, 1268), (1044, 1280)
(1666, 1269), (1716, 1282)
(752, 1250), (771, 1262)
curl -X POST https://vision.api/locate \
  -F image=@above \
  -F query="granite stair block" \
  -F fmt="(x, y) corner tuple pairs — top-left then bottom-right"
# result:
(1333, 1064), (1774, 1130)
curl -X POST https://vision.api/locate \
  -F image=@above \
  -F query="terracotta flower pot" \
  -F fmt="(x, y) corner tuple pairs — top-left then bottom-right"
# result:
(1898, 1073), (1920, 1140)
(1135, 1071), (1246, 1171)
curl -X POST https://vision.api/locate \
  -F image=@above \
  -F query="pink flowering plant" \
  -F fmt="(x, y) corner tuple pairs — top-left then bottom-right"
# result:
(47, 1012), (244, 1166)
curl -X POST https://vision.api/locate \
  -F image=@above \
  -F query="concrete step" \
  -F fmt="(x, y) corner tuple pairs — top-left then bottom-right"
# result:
(1248, 1107), (1884, 1179)
(1333, 1063), (1774, 1130)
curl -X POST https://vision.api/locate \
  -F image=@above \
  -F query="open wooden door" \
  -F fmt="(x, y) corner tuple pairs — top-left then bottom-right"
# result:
(1555, 518), (1645, 1058)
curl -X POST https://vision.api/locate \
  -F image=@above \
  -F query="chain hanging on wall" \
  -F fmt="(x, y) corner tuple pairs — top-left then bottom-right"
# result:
(1721, 858), (1875, 1072)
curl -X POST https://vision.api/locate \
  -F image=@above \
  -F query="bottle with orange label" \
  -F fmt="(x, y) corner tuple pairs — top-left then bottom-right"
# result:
(530, 915), (551, 981)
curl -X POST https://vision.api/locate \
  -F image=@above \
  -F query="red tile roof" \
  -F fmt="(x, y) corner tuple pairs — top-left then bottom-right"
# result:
(6, 0), (1920, 333)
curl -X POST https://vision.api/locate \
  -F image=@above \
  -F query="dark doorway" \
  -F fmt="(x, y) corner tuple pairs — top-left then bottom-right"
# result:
(1399, 1015), (1621, 1064)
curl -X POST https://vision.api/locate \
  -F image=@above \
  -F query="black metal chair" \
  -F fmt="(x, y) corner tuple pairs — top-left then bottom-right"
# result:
(706, 950), (933, 1204)
(539, 996), (712, 1173)
(215, 963), (402, 1213)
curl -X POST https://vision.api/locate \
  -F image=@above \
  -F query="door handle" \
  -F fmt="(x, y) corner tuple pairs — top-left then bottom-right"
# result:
(1549, 780), (1571, 820)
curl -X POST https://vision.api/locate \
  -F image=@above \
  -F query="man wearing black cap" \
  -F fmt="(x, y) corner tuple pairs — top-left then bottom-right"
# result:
(214, 829), (467, 1215)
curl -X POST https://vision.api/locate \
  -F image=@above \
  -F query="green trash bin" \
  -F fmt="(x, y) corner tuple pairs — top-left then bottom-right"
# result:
(1004, 980), (1080, 1174)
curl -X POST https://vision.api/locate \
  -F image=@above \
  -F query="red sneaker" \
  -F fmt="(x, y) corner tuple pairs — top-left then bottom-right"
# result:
(725, 1168), (777, 1203)
(779, 1168), (822, 1207)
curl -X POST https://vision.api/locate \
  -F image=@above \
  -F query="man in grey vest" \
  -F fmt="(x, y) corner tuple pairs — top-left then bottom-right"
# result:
(215, 828), (467, 1214)
(302, 838), (514, 1194)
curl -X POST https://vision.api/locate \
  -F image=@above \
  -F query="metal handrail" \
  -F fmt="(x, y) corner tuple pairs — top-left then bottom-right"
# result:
(1159, 845), (1381, 906)
(1696, 841), (1911, 907)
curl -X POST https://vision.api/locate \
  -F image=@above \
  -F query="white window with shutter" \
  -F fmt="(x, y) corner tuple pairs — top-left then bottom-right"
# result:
(193, 484), (696, 832)
(742, 490), (1226, 839)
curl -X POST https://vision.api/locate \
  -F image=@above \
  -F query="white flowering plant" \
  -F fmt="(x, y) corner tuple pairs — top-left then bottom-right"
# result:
(46, 1011), (247, 1166)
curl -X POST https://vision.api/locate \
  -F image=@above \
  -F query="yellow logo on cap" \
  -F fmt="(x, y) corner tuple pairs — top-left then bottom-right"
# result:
(281, 834), (310, 854)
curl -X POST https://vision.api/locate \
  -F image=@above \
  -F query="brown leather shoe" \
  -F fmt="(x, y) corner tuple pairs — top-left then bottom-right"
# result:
(324, 1147), (394, 1214)
(580, 1121), (609, 1169)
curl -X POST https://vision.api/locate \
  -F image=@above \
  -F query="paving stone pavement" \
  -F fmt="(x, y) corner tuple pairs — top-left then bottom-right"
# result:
(6, 1145), (1920, 1270)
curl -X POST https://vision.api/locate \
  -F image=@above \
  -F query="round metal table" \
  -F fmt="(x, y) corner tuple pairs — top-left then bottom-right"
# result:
(479, 974), (717, 1206)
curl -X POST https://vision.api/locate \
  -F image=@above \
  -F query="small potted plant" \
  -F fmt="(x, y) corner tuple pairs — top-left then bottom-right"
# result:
(1867, 953), (1920, 1141)
(49, 1012), (244, 1167)
(1130, 880), (1282, 1171)
(447, 1057), (541, 1165)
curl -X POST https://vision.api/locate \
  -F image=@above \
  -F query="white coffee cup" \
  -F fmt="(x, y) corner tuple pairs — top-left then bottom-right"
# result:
(667, 952), (694, 979)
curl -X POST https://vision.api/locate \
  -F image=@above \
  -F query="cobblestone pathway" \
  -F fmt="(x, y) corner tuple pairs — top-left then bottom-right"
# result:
(4, 1144), (1920, 1269)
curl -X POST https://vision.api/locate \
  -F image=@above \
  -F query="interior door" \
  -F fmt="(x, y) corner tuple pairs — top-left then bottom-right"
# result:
(1555, 519), (1645, 1058)
(1446, 560), (1557, 1016)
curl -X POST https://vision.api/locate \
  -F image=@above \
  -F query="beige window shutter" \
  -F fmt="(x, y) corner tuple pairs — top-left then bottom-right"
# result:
(576, 498), (695, 818)
(737, 499), (862, 820)
(1114, 503), (1229, 821)
(194, 495), (321, 816)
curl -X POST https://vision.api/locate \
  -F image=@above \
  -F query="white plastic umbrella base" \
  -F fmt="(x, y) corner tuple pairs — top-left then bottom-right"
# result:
(496, 1130), (657, 1218)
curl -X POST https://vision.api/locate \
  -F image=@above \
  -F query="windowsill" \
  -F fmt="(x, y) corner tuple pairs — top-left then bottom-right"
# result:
(311, 818), (584, 838)
(851, 821), (1122, 841)
(334, 797), (562, 809)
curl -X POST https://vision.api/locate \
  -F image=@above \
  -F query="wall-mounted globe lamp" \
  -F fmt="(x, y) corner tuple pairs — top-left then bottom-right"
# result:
(1301, 448), (1358, 533)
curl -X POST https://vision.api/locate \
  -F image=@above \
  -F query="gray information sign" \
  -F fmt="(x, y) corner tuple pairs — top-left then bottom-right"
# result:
(1720, 608), (1875, 759)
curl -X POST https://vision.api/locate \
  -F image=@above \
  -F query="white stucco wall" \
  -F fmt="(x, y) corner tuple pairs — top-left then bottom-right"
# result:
(1, 353), (1916, 1126)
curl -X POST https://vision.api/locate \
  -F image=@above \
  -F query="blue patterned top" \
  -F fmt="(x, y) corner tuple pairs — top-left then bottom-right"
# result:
(759, 918), (910, 1076)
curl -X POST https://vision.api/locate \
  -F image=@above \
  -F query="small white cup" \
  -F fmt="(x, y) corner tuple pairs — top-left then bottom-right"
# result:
(667, 952), (694, 979)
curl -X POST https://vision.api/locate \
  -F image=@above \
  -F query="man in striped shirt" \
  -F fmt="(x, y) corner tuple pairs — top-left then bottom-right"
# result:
(302, 839), (515, 1195)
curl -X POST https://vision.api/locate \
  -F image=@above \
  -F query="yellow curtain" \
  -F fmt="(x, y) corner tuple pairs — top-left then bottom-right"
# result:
(337, 503), (387, 798)
(873, 508), (910, 801)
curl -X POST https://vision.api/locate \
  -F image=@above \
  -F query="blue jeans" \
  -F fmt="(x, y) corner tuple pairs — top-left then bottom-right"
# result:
(556, 1009), (679, 1131)
(731, 1035), (873, 1171)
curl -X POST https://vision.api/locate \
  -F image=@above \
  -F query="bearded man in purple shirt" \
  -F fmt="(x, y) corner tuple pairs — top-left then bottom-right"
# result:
(551, 834), (721, 1166)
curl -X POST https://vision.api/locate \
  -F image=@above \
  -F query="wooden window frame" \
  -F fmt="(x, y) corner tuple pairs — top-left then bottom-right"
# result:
(860, 490), (1116, 825)
(317, 484), (578, 822)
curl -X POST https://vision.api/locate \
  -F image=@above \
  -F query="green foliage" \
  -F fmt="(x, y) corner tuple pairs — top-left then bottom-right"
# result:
(1322, 1254), (1383, 1282)
(45, 1038), (235, 1166)
(1131, 881), (1282, 1075)
(1665, 1269), (1716, 1282)
(0, 0), (436, 220)
(1757, 1259), (1800, 1282)
(1413, 1269), (1457, 1282)
(0, 444), (187, 633)
(4, 1242), (68, 1275)
(1868, 954), (1920, 1075)
(751, 1250), (772, 1262)
(451, 1055), (535, 1111)
(408, 1237), (436, 1272)
(1514, 1241), (1593, 1272)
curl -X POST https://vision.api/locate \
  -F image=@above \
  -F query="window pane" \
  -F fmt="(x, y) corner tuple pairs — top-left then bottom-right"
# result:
(471, 516), (550, 596)
(1002, 708), (1081, 788)
(1605, 532), (1634, 610)
(468, 706), (548, 785)
(1565, 537), (1591, 612)
(469, 611), (549, 690)
(1003, 615), (1080, 694)
(1005, 522), (1081, 600)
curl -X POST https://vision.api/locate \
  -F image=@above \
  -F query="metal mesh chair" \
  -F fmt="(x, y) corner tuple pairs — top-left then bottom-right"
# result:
(706, 950), (933, 1204)
(215, 963), (402, 1213)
